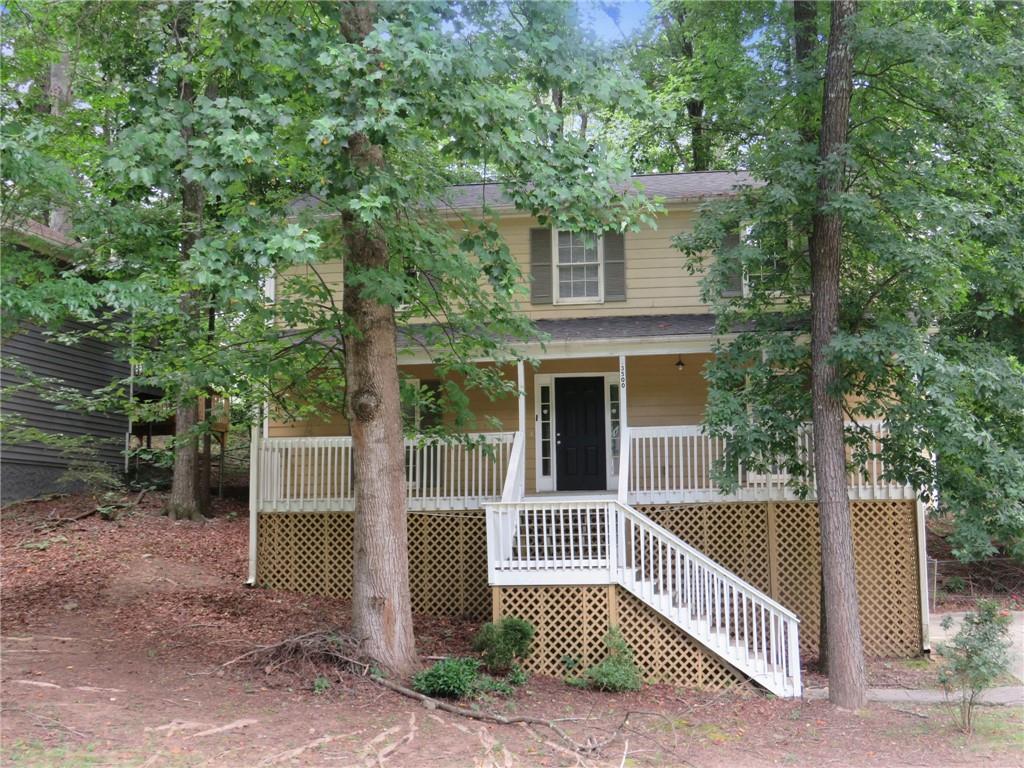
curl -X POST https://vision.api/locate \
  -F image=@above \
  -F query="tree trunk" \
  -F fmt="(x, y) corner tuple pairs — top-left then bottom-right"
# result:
(339, 1), (417, 678)
(164, 5), (205, 522)
(687, 97), (708, 171)
(792, 0), (819, 146)
(198, 303), (215, 516)
(809, 0), (864, 709)
(792, 0), (830, 671)
(167, 396), (202, 521)
(680, 32), (708, 171)
(43, 51), (72, 234)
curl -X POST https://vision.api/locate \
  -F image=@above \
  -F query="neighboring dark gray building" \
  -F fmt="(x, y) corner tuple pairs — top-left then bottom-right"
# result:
(1, 221), (131, 502)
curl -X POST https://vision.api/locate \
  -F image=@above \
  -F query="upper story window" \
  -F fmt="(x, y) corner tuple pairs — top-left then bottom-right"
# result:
(721, 231), (744, 297)
(529, 226), (624, 306)
(555, 231), (603, 303)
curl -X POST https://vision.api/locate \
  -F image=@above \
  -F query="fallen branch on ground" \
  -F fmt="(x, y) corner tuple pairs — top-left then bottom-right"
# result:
(221, 627), (370, 676)
(371, 674), (669, 756)
(257, 730), (363, 766)
(228, 629), (672, 757)
(185, 718), (259, 739)
(36, 489), (148, 529)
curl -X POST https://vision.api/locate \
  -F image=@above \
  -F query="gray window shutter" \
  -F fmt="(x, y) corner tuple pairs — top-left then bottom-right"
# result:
(530, 228), (552, 305)
(603, 231), (626, 302)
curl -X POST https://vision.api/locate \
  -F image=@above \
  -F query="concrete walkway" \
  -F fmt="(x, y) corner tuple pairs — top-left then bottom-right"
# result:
(804, 610), (1024, 707)
(804, 685), (1024, 706)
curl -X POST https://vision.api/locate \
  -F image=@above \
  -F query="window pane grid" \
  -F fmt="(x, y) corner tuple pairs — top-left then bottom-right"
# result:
(557, 231), (600, 299)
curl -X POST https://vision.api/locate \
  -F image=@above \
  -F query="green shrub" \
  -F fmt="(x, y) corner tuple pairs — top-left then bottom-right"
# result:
(943, 576), (967, 594)
(472, 616), (535, 673)
(506, 665), (528, 687)
(937, 600), (1013, 733)
(473, 674), (515, 696)
(568, 627), (643, 692)
(311, 675), (331, 695)
(412, 658), (481, 699)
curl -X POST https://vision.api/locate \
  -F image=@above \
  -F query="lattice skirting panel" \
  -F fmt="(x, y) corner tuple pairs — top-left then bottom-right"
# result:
(256, 511), (489, 620)
(495, 585), (742, 689)
(636, 500), (923, 658)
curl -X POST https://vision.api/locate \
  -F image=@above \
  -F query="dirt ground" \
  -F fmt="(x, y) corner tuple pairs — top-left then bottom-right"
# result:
(2, 493), (1021, 767)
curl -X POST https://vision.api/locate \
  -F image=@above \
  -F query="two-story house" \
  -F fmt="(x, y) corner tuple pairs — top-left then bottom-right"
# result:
(247, 172), (929, 698)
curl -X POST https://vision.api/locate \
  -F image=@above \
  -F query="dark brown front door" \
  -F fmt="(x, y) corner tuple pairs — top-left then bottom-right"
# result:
(555, 377), (606, 491)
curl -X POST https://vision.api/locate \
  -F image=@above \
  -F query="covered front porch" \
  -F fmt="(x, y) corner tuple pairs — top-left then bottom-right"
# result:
(251, 348), (914, 514)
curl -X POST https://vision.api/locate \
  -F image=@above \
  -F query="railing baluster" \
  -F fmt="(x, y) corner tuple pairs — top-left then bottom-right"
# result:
(559, 505), (568, 567)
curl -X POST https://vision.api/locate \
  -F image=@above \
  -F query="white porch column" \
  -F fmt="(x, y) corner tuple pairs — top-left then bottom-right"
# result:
(618, 355), (628, 433)
(517, 360), (526, 436)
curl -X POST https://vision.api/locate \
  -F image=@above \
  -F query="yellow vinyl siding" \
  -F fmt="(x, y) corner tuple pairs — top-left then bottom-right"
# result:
(268, 409), (347, 438)
(273, 204), (708, 323)
(268, 363), (518, 438)
(275, 260), (344, 311)
(625, 354), (711, 427)
(495, 207), (706, 319)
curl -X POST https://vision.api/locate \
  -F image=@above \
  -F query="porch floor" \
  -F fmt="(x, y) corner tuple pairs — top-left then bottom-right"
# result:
(522, 491), (617, 501)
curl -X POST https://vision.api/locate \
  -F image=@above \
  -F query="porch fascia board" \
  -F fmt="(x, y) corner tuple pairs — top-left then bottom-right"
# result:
(397, 332), (733, 365)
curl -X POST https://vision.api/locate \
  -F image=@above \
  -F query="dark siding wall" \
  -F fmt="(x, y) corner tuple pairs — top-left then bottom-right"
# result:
(2, 321), (129, 501)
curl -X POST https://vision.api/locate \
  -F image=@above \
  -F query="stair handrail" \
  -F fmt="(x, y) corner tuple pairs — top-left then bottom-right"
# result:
(500, 430), (526, 503)
(617, 426), (631, 504)
(610, 500), (800, 623)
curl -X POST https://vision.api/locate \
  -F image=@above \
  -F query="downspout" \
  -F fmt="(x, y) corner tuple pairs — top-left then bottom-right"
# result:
(916, 495), (930, 651)
(246, 417), (260, 586)
(248, 274), (276, 586)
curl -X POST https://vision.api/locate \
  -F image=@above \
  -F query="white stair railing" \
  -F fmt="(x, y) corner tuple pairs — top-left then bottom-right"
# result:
(611, 500), (801, 697)
(486, 423), (802, 697)
(486, 497), (801, 697)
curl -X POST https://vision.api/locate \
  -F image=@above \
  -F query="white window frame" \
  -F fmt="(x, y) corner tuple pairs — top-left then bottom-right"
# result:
(551, 229), (604, 305)
(534, 372), (618, 493)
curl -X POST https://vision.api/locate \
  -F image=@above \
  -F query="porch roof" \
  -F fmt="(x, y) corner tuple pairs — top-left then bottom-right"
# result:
(530, 314), (718, 342)
(393, 312), (726, 362)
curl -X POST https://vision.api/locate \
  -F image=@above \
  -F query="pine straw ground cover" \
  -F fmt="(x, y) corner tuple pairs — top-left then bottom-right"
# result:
(2, 492), (1022, 767)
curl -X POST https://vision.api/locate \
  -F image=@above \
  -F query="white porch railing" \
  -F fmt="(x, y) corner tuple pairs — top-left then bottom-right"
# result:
(627, 420), (914, 504)
(485, 497), (801, 697)
(254, 432), (515, 512)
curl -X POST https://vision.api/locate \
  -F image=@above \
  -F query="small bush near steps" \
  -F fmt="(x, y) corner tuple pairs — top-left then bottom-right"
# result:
(567, 627), (643, 692)
(411, 657), (526, 700)
(936, 600), (1013, 734)
(413, 658), (482, 699)
(472, 616), (535, 674)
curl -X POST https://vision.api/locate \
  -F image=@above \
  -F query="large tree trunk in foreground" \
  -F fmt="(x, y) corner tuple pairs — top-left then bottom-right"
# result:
(164, 5), (204, 522)
(809, 0), (865, 709)
(792, 0), (830, 672)
(340, 1), (417, 678)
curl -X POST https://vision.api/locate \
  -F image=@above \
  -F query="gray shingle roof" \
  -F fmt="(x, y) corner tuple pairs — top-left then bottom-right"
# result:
(531, 314), (719, 342)
(391, 314), (723, 352)
(289, 171), (756, 217)
(442, 171), (755, 212)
